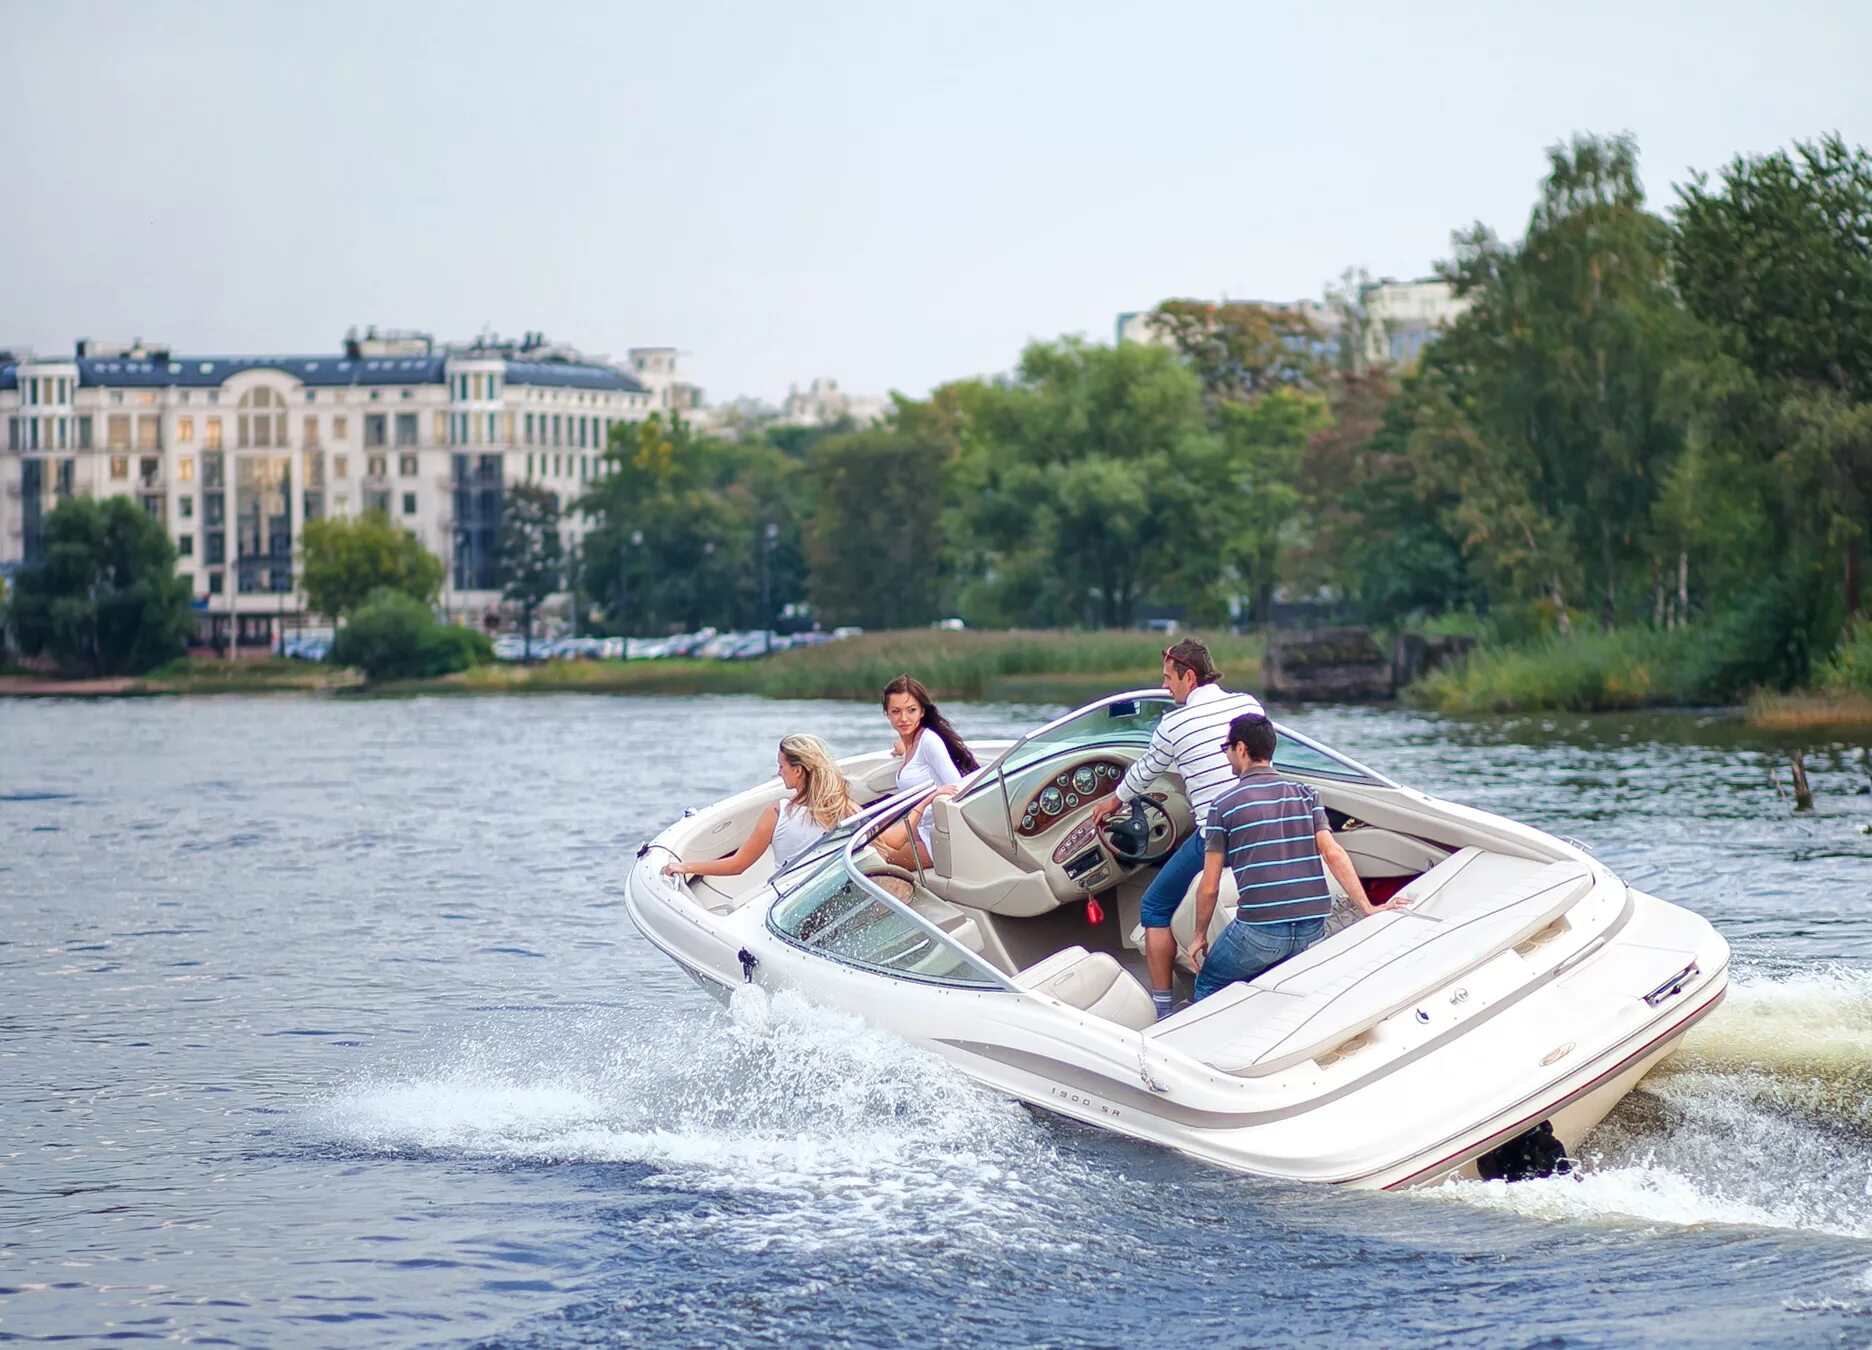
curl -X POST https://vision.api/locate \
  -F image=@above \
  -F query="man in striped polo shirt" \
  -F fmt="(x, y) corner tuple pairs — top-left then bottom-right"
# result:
(1090, 637), (1266, 1018)
(1189, 712), (1376, 1001)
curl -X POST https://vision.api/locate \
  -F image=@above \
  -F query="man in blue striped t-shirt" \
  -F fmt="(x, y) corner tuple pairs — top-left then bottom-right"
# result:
(1188, 712), (1376, 1002)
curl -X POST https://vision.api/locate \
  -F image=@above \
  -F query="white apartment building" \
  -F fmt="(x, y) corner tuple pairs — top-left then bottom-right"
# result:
(0, 329), (671, 648)
(776, 377), (888, 429)
(1360, 277), (1468, 370)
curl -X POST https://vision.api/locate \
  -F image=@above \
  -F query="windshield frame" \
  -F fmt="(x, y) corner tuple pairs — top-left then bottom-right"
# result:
(964, 687), (1396, 817)
(764, 786), (1018, 992)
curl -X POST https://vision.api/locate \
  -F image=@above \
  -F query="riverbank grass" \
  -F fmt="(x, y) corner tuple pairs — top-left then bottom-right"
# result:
(1405, 627), (1701, 714)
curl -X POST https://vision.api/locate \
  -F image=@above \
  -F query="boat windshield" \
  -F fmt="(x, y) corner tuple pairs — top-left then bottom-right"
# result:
(969, 688), (1394, 803)
(984, 691), (1177, 781)
(766, 795), (1011, 990)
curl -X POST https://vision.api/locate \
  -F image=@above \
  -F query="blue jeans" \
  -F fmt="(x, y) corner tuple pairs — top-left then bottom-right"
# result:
(1193, 915), (1326, 1002)
(1139, 832), (1208, 930)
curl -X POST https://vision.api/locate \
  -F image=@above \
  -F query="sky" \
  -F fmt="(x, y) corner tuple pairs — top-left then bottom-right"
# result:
(2, 0), (1868, 405)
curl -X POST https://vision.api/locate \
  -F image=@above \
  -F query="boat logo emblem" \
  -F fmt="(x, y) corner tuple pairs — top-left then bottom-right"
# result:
(1541, 1041), (1576, 1066)
(1414, 1008), (1431, 1024)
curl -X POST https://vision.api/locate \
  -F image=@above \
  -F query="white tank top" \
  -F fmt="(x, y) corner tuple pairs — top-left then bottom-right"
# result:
(769, 800), (826, 869)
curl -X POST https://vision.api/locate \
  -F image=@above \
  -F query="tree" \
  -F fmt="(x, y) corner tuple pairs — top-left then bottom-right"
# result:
(300, 512), (444, 619)
(579, 414), (806, 634)
(806, 415), (954, 629)
(1149, 299), (1327, 404)
(329, 587), (492, 682)
(1674, 134), (1872, 618)
(7, 495), (191, 676)
(1408, 133), (1694, 630)
(942, 340), (1227, 628)
(498, 482), (564, 658)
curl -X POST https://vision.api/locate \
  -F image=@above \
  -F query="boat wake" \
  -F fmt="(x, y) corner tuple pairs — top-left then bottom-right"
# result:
(306, 987), (1086, 1254)
(1434, 965), (1872, 1240)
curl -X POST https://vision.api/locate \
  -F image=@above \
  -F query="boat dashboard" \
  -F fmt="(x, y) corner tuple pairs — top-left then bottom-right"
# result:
(1015, 758), (1128, 836)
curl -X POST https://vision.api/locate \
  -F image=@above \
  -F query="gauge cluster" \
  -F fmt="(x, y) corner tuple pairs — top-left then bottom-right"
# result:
(1017, 759), (1127, 837)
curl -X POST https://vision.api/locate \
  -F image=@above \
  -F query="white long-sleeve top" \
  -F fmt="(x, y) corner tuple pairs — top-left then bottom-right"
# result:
(1113, 682), (1267, 828)
(896, 728), (963, 849)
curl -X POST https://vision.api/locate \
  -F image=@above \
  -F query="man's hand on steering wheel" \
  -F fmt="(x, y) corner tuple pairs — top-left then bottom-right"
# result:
(1090, 795), (1124, 826)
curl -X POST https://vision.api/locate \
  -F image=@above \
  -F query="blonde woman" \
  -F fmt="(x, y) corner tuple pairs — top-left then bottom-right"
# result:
(663, 734), (858, 878)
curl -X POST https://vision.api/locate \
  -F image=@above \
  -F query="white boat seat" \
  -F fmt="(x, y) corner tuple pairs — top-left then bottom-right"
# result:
(1147, 851), (1593, 1076)
(1015, 946), (1158, 1031)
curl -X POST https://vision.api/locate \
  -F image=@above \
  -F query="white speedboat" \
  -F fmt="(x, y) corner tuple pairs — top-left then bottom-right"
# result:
(625, 691), (1728, 1189)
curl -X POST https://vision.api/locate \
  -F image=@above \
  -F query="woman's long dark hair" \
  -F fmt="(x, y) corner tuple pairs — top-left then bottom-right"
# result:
(882, 674), (978, 774)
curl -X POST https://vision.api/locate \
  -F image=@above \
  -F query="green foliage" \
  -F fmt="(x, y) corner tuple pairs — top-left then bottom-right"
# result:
(805, 414), (952, 629)
(580, 414), (808, 633)
(1677, 566), (1843, 700)
(1672, 135), (1872, 617)
(1816, 623), (1872, 699)
(1411, 134), (1695, 629)
(300, 512), (444, 619)
(330, 588), (491, 682)
(7, 495), (192, 675)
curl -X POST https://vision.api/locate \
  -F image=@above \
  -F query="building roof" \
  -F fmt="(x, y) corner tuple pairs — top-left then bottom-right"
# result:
(0, 353), (645, 394)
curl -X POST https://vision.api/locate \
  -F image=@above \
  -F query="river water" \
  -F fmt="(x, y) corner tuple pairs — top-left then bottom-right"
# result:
(3, 695), (1870, 1348)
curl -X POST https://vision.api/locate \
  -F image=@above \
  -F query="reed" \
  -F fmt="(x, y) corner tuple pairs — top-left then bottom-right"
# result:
(1404, 627), (1703, 714)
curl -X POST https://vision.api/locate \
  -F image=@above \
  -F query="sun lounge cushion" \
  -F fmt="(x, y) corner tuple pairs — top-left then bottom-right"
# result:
(1147, 852), (1593, 1076)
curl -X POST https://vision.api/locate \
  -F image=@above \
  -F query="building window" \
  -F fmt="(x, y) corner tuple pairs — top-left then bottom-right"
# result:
(306, 391), (316, 402)
(402, 491), (417, 516)
(110, 455), (129, 478)
(366, 489), (391, 514)
(367, 454), (386, 478)
(433, 411), (448, 443)
(334, 454), (349, 479)
(202, 452), (225, 489)
(524, 412), (534, 443)
(140, 456), (160, 487)
(177, 456), (194, 482)
(485, 412), (497, 443)
(303, 415), (320, 447)
(107, 414), (131, 450)
(203, 417), (222, 450)
(205, 531), (225, 564)
(204, 493), (226, 526)
(333, 415), (348, 439)
(180, 495), (195, 520)
(237, 388), (288, 449)
(368, 389), (381, 401)
(395, 413), (418, 447)
(208, 570), (223, 594)
(177, 416), (194, 444)
(398, 453), (417, 477)
(178, 533), (194, 557)
(364, 413), (387, 447)
(136, 415), (161, 450)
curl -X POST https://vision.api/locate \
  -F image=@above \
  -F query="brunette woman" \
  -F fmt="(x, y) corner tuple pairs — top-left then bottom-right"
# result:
(876, 674), (978, 869)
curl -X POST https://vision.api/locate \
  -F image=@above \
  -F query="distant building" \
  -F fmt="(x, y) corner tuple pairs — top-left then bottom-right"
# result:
(775, 377), (888, 429)
(624, 347), (705, 416)
(0, 328), (664, 646)
(1359, 277), (1467, 370)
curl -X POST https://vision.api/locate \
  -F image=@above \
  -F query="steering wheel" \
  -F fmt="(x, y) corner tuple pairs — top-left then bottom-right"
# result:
(1103, 797), (1178, 866)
